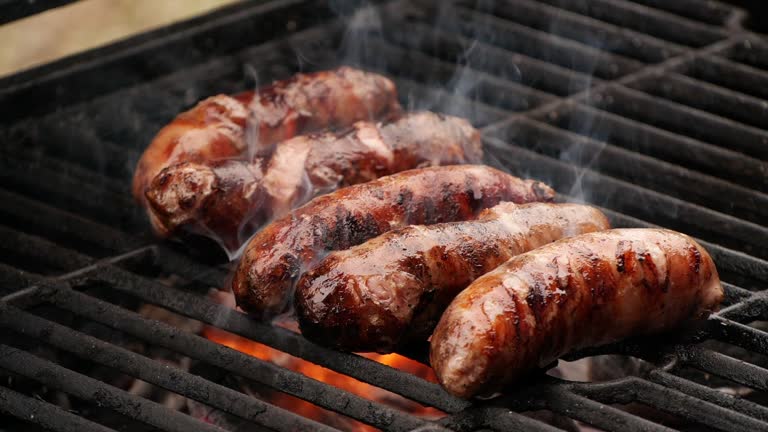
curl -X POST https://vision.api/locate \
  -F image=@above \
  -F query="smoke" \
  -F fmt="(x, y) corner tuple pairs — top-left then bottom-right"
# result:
(331, 1), (511, 123)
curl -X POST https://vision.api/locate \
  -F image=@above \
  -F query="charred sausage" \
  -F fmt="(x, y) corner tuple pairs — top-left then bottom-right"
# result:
(296, 203), (610, 353)
(232, 165), (556, 319)
(144, 111), (482, 253)
(132, 67), (400, 203)
(144, 159), (267, 254)
(430, 228), (723, 398)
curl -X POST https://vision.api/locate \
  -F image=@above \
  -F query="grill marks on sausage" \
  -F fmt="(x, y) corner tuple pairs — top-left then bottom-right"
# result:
(295, 203), (608, 352)
(430, 229), (724, 398)
(234, 166), (556, 319)
(134, 67), (400, 204)
(144, 112), (481, 251)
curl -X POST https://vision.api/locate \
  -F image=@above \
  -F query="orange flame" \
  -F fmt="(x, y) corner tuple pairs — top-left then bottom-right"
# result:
(202, 300), (443, 432)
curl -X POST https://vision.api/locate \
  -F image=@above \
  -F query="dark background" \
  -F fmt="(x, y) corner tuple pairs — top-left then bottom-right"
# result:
(726, 0), (768, 31)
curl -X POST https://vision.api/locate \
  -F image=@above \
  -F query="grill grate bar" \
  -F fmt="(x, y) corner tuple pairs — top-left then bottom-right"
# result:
(46, 286), (439, 432)
(486, 137), (768, 259)
(647, 369), (768, 422)
(465, 0), (685, 63)
(724, 38), (768, 71)
(0, 162), (140, 228)
(445, 5), (643, 80)
(716, 295), (768, 323)
(544, 387), (672, 432)
(361, 37), (556, 112)
(630, 379), (767, 432)
(438, 407), (564, 432)
(504, 117), (768, 224)
(533, 0), (727, 46)
(680, 347), (768, 392)
(711, 318), (768, 358)
(0, 238), (470, 412)
(0, 188), (227, 287)
(50, 260), (471, 413)
(0, 344), (228, 432)
(4, 146), (126, 195)
(628, 71), (768, 131)
(596, 84), (768, 160)
(0, 303), (338, 432)
(0, 262), (42, 290)
(621, 0), (743, 27)
(722, 282), (754, 304)
(540, 103), (768, 192)
(683, 55), (768, 101)
(2, 124), (141, 182)
(481, 35), (737, 136)
(0, 225), (93, 275)
(382, 21), (596, 96)
(0, 188), (143, 256)
(0, 385), (117, 432)
(394, 78), (508, 126)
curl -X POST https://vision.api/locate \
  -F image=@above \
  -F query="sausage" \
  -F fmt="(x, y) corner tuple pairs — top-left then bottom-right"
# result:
(144, 111), (482, 253)
(132, 67), (400, 203)
(430, 228), (723, 398)
(144, 159), (267, 254)
(295, 203), (610, 353)
(231, 165), (556, 319)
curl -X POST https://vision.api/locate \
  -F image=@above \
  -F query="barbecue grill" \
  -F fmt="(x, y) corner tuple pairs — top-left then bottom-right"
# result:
(2, 0), (768, 430)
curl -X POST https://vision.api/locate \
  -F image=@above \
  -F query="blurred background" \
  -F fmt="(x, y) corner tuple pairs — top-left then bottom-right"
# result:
(0, 0), (238, 78)
(0, 0), (767, 79)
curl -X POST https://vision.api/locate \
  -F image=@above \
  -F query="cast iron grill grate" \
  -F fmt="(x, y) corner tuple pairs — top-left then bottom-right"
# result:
(2, 0), (768, 430)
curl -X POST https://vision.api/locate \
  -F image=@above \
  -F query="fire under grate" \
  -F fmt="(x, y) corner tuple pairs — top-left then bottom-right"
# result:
(2, 0), (768, 431)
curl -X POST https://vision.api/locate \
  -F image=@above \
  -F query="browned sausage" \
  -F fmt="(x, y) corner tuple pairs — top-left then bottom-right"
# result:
(430, 228), (723, 398)
(143, 159), (267, 254)
(132, 67), (400, 203)
(232, 165), (556, 319)
(144, 111), (482, 253)
(295, 203), (610, 353)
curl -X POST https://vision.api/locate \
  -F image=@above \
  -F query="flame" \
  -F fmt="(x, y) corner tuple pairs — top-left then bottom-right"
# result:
(202, 324), (443, 431)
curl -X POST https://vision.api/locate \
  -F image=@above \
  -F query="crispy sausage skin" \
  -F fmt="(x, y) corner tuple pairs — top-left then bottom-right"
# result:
(143, 159), (267, 253)
(144, 112), (482, 252)
(295, 203), (610, 353)
(132, 67), (400, 203)
(430, 228), (723, 398)
(232, 165), (556, 319)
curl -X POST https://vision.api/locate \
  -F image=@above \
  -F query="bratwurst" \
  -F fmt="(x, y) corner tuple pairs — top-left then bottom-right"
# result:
(232, 165), (556, 318)
(144, 112), (482, 252)
(132, 67), (400, 203)
(430, 228), (723, 398)
(296, 203), (610, 352)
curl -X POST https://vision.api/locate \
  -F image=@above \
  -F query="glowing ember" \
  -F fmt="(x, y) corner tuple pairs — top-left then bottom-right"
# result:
(202, 324), (443, 431)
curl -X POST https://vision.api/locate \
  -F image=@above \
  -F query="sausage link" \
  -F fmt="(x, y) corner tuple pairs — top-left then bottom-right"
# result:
(144, 111), (481, 253)
(144, 159), (267, 253)
(430, 228), (723, 398)
(296, 203), (610, 352)
(232, 165), (555, 318)
(132, 67), (400, 202)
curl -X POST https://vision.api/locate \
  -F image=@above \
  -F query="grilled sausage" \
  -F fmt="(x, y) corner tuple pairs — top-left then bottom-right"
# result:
(232, 165), (556, 319)
(144, 159), (267, 254)
(132, 67), (400, 203)
(296, 203), (610, 353)
(144, 112), (482, 253)
(430, 228), (723, 398)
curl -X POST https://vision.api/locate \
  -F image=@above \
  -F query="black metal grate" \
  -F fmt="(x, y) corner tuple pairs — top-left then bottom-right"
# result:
(2, 0), (768, 430)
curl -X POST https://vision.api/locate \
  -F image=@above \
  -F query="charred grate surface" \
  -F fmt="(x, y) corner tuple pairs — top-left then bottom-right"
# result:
(2, 0), (768, 431)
